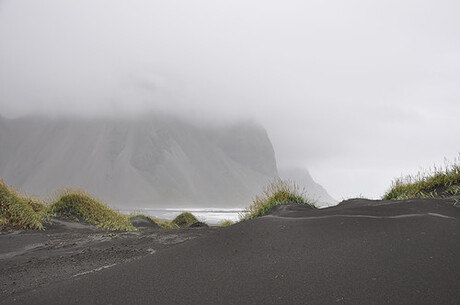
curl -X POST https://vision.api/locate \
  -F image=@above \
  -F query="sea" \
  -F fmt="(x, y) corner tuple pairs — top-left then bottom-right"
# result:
(120, 208), (244, 226)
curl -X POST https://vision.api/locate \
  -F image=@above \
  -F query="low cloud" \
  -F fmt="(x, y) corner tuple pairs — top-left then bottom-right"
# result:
(1, 0), (459, 199)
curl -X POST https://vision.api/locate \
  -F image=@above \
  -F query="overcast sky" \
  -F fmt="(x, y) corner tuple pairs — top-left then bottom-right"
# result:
(1, 0), (459, 200)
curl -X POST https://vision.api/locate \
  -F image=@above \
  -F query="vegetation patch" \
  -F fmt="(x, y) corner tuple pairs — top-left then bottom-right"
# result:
(154, 219), (179, 229)
(128, 213), (180, 229)
(171, 212), (205, 227)
(49, 189), (135, 231)
(383, 156), (460, 200)
(128, 214), (156, 223)
(241, 178), (316, 220)
(128, 214), (161, 228)
(0, 179), (47, 230)
(218, 219), (234, 227)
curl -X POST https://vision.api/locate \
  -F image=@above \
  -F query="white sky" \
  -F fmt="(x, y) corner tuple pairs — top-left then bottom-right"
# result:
(1, 0), (459, 199)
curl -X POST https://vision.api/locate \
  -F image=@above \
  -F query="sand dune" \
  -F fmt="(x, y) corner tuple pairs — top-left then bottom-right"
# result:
(1, 198), (458, 304)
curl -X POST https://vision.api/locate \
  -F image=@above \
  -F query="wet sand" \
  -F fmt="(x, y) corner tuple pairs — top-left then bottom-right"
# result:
(1, 198), (459, 304)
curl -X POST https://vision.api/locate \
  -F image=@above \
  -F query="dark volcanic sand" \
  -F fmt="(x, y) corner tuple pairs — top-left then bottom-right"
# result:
(1, 198), (459, 305)
(0, 219), (216, 301)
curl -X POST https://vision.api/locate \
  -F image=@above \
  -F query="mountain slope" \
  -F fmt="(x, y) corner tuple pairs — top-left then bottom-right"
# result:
(0, 115), (278, 208)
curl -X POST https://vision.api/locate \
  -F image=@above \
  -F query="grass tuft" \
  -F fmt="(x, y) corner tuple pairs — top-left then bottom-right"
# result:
(171, 212), (205, 227)
(0, 179), (47, 230)
(218, 219), (234, 227)
(49, 188), (135, 231)
(241, 178), (316, 220)
(128, 213), (181, 229)
(383, 155), (460, 200)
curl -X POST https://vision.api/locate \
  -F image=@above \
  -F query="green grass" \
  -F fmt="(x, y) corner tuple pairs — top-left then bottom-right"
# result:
(241, 178), (316, 220)
(155, 219), (180, 229)
(48, 188), (136, 231)
(383, 156), (460, 200)
(0, 179), (47, 230)
(218, 219), (234, 227)
(0, 177), (204, 231)
(1, 178), (137, 231)
(171, 212), (206, 227)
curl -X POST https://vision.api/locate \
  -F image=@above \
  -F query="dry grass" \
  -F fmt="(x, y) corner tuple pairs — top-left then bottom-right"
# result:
(48, 188), (136, 231)
(0, 179), (191, 231)
(383, 155), (460, 200)
(129, 212), (204, 229)
(241, 178), (316, 220)
(0, 178), (47, 230)
(128, 213), (180, 229)
(217, 219), (234, 227)
(128, 213), (157, 224)
(154, 219), (180, 229)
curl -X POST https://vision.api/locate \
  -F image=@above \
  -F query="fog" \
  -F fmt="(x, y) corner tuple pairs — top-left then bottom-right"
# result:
(1, 0), (459, 199)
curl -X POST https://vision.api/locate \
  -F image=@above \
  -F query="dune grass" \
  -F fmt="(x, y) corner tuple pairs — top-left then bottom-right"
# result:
(130, 212), (208, 229)
(48, 188), (136, 231)
(155, 219), (180, 229)
(218, 219), (234, 227)
(1, 178), (137, 231)
(128, 213), (180, 229)
(383, 156), (460, 200)
(128, 214), (154, 221)
(0, 179), (47, 230)
(128, 214), (158, 224)
(171, 212), (206, 227)
(241, 178), (316, 220)
(0, 177), (206, 231)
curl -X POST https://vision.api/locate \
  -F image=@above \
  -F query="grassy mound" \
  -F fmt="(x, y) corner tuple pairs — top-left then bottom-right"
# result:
(241, 178), (316, 220)
(128, 214), (155, 222)
(128, 213), (182, 229)
(49, 189), (135, 231)
(128, 214), (160, 227)
(383, 157), (460, 200)
(0, 179), (47, 230)
(171, 212), (204, 227)
(127, 214), (182, 229)
(155, 219), (179, 229)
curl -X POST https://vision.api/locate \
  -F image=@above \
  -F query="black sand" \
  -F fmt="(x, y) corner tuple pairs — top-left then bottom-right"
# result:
(0, 219), (215, 301)
(1, 198), (459, 304)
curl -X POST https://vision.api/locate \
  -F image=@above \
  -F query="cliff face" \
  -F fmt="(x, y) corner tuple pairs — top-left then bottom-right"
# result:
(0, 115), (278, 208)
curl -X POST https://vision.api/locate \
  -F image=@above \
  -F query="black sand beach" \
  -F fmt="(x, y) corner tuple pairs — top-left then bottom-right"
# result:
(1, 198), (459, 304)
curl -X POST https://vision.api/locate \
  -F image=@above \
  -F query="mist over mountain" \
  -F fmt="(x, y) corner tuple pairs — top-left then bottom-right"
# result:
(278, 168), (337, 207)
(0, 114), (335, 208)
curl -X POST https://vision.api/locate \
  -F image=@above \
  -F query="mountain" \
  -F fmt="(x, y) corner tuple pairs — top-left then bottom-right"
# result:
(278, 167), (337, 207)
(0, 114), (336, 209)
(0, 115), (278, 208)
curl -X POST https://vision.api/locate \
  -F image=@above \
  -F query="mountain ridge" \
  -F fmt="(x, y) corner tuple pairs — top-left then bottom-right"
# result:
(0, 114), (336, 208)
(0, 115), (277, 208)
